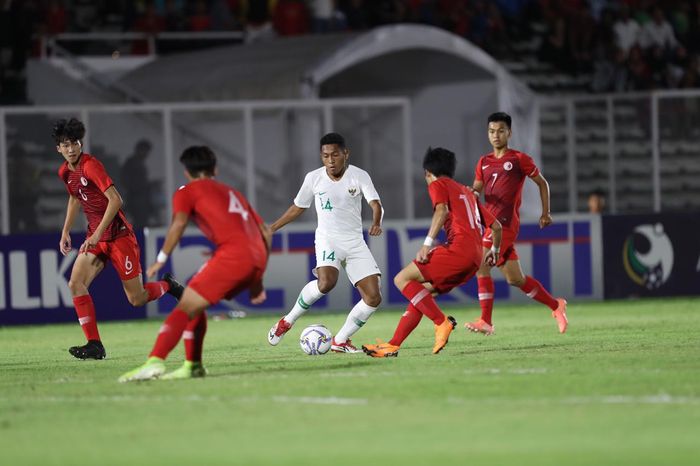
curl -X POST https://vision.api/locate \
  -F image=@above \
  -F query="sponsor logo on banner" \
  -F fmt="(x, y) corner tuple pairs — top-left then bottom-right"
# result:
(622, 223), (673, 289)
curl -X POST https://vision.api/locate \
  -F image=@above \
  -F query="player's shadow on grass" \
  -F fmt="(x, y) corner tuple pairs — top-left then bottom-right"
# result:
(207, 359), (375, 378)
(450, 341), (572, 356)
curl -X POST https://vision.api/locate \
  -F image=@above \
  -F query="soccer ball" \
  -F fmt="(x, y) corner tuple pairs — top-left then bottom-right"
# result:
(299, 324), (332, 355)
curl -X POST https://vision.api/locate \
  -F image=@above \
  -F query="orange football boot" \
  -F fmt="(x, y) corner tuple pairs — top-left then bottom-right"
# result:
(432, 316), (457, 354)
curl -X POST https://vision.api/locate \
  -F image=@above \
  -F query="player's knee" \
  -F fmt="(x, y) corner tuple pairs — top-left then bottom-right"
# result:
(126, 293), (147, 307)
(317, 278), (336, 294)
(507, 276), (525, 287)
(393, 274), (406, 291)
(364, 292), (382, 308)
(67, 279), (87, 296)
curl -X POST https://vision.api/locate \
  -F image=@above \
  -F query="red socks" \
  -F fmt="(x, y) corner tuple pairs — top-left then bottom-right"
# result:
(389, 304), (422, 346)
(520, 276), (558, 311)
(400, 280), (445, 325)
(184, 311), (207, 362)
(477, 277), (495, 325)
(149, 309), (189, 359)
(145, 281), (169, 302)
(73, 295), (100, 341)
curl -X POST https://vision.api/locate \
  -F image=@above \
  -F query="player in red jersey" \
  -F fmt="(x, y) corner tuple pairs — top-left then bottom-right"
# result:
(119, 145), (272, 382)
(362, 147), (502, 357)
(54, 118), (180, 360)
(465, 112), (568, 336)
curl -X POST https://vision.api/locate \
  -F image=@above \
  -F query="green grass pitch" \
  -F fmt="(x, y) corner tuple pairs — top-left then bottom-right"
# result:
(1, 298), (699, 466)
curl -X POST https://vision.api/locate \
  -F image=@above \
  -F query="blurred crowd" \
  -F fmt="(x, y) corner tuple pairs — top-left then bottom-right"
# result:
(1, 0), (699, 100)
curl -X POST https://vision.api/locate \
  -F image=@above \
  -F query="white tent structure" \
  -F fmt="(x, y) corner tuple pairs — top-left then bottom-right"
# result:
(118, 25), (540, 217)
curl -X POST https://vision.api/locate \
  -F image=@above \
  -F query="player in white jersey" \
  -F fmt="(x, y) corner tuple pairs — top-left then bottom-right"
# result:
(267, 132), (383, 353)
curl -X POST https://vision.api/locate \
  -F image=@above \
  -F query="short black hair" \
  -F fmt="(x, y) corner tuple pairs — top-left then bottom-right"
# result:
(590, 188), (606, 198)
(180, 145), (217, 177)
(320, 132), (346, 149)
(52, 118), (85, 145)
(423, 147), (456, 178)
(488, 112), (512, 129)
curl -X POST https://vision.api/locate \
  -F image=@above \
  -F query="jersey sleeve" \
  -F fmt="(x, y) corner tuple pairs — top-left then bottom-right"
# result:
(428, 179), (449, 209)
(474, 156), (484, 183)
(359, 170), (380, 204)
(172, 186), (194, 216)
(293, 172), (315, 208)
(58, 164), (71, 194)
(83, 158), (114, 193)
(518, 152), (540, 178)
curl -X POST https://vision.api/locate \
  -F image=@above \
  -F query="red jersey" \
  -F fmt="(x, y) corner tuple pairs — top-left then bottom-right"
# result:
(474, 149), (539, 232)
(172, 179), (267, 264)
(58, 153), (132, 242)
(428, 177), (495, 248)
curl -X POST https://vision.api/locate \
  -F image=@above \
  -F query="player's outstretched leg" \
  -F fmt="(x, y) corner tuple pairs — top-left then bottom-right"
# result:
(119, 308), (190, 382)
(519, 276), (568, 333)
(268, 280), (325, 345)
(162, 273), (185, 300)
(362, 304), (422, 358)
(162, 311), (209, 379)
(70, 295), (106, 359)
(332, 299), (378, 353)
(466, 276), (495, 335)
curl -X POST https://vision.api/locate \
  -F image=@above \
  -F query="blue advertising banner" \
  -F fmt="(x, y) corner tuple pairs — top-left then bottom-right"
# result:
(0, 231), (158, 326)
(602, 213), (700, 298)
(145, 216), (603, 317)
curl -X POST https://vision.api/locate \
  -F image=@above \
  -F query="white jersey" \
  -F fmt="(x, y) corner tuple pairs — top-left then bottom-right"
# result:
(294, 164), (380, 240)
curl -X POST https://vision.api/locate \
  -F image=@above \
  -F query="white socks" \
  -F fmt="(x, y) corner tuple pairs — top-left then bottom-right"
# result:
(334, 300), (378, 343)
(284, 280), (325, 324)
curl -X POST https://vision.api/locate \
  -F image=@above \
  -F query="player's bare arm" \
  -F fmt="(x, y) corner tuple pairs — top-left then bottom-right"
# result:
(79, 186), (123, 254)
(417, 203), (448, 263)
(60, 195), (80, 255)
(531, 173), (552, 228)
(146, 211), (189, 278)
(368, 200), (383, 236)
(471, 180), (484, 195)
(258, 222), (273, 253)
(484, 219), (503, 266)
(270, 204), (306, 232)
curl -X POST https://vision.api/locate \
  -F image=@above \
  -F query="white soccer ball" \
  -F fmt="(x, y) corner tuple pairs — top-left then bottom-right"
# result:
(299, 324), (332, 355)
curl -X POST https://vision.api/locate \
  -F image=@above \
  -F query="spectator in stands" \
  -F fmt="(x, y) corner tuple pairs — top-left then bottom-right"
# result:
(273, 0), (310, 36)
(210, 0), (237, 30)
(188, 0), (212, 31)
(587, 189), (606, 214)
(567, 1), (595, 72)
(242, 0), (276, 42)
(340, 0), (369, 30)
(310, 0), (341, 33)
(592, 47), (628, 92)
(163, 0), (187, 31)
(44, 0), (67, 36)
(538, 2), (568, 70)
(627, 44), (653, 90)
(614, 4), (641, 57)
(369, 0), (405, 26)
(686, 0), (700, 54)
(640, 6), (679, 54)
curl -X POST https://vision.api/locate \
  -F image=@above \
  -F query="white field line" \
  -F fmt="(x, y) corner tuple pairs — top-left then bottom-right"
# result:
(448, 394), (700, 406)
(272, 396), (368, 406)
(463, 368), (548, 375)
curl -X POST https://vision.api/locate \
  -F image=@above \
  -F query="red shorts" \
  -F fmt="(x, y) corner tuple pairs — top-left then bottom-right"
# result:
(187, 249), (266, 305)
(482, 227), (519, 267)
(87, 233), (142, 281)
(414, 241), (482, 294)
